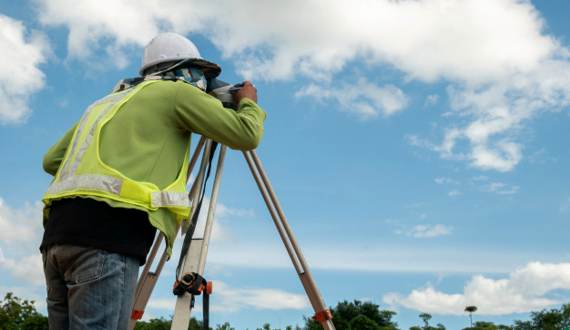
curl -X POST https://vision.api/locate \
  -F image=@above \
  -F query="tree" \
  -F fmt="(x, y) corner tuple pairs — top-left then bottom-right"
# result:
(284, 326), (302, 330)
(512, 320), (533, 330)
(419, 313), (432, 329)
(411, 323), (447, 330)
(462, 321), (512, 330)
(134, 317), (171, 330)
(410, 313), (446, 330)
(522, 303), (570, 330)
(350, 314), (382, 330)
(215, 322), (234, 330)
(305, 300), (398, 330)
(256, 323), (271, 330)
(464, 306), (478, 328)
(134, 316), (208, 330)
(0, 292), (48, 330)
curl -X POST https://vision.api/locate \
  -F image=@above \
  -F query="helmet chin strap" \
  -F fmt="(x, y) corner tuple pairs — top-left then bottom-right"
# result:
(146, 60), (208, 91)
(179, 67), (207, 90)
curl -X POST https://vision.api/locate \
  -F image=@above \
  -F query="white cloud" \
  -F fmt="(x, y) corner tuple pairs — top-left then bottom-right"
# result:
(214, 281), (308, 312)
(0, 198), (42, 243)
(384, 262), (570, 315)
(0, 15), (48, 123)
(36, 0), (570, 171)
(448, 190), (462, 197)
(0, 198), (44, 286)
(191, 199), (255, 242)
(482, 181), (519, 195)
(207, 239), (550, 274)
(34, 0), (557, 81)
(147, 281), (308, 312)
(147, 297), (177, 311)
(296, 79), (408, 119)
(0, 250), (44, 286)
(435, 56), (570, 172)
(425, 94), (439, 107)
(434, 177), (458, 185)
(472, 175), (489, 182)
(216, 203), (255, 219)
(403, 224), (453, 238)
(432, 176), (517, 196)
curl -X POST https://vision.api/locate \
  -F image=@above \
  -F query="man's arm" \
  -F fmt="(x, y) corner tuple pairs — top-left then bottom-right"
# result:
(43, 123), (78, 176)
(173, 81), (266, 150)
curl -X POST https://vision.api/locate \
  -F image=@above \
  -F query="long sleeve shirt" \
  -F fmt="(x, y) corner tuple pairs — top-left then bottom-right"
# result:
(41, 79), (266, 263)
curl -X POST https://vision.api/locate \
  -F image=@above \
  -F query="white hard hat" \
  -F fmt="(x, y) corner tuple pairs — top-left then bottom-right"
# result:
(140, 32), (220, 78)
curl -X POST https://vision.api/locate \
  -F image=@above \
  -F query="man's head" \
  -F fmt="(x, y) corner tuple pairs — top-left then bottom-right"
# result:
(140, 32), (221, 83)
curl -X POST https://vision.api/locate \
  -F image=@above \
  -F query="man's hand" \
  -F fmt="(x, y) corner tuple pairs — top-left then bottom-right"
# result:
(233, 81), (258, 104)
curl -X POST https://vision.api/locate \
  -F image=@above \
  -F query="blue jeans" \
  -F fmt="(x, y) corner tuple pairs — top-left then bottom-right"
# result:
(42, 245), (139, 330)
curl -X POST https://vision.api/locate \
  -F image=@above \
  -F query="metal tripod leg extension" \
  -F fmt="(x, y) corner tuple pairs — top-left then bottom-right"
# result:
(171, 145), (227, 330)
(128, 137), (208, 329)
(128, 140), (334, 330)
(243, 150), (336, 330)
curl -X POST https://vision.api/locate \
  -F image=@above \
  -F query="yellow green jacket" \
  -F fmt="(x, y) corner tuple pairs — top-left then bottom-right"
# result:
(43, 79), (266, 254)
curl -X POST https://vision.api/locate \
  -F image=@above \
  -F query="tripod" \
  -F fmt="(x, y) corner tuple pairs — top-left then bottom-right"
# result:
(128, 136), (335, 330)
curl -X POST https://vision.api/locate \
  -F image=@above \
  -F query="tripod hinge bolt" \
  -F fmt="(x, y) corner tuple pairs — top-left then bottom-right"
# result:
(313, 309), (333, 322)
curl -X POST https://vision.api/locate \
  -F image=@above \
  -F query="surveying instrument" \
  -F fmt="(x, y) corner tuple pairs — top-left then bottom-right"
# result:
(126, 79), (336, 330)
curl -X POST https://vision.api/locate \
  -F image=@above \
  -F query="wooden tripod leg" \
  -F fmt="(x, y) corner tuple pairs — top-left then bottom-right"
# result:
(127, 137), (208, 329)
(171, 145), (228, 330)
(243, 150), (336, 330)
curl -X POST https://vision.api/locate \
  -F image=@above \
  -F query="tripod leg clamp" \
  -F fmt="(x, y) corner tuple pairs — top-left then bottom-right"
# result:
(172, 272), (212, 296)
(172, 272), (212, 330)
(313, 309), (333, 322)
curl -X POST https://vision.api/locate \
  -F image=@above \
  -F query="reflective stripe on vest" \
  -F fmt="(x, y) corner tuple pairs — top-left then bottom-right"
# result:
(59, 90), (131, 180)
(150, 191), (192, 208)
(46, 174), (191, 209)
(46, 174), (122, 195)
(45, 80), (192, 211)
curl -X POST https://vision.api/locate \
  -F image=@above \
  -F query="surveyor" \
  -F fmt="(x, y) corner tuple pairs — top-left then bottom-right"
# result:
(39, 32), (266, 329)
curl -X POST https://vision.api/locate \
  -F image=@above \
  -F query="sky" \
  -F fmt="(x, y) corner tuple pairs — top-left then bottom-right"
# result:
(0, 0), (569, 329)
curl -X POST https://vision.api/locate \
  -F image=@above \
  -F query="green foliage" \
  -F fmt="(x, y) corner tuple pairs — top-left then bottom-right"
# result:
(5, 291), (570, 330)
(0, 292), (48, 330)
(460, 303), (570, 330)
(135, 317), (171, 330)
(419, 313), (432, 327)
(305, 300), (398, 330)
(512, 320), (533, 330)
(350, 315), (382, 330)
(463, 321), (510, 330)
(215, 321), (235, 330)
(256, 323), (271, 330)
(523, 303), (570, 330)
(409, 312), (446, 330)
(134, 316), (207, 330)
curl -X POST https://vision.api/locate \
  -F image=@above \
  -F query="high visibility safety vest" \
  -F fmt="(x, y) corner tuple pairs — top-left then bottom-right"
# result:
(43, 80), (191, 246)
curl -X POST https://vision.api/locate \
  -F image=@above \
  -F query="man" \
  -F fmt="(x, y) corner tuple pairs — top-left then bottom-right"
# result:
(40, 32), (265, 329)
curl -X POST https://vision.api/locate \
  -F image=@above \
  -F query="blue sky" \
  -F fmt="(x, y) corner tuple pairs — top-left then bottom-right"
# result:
(0, 0), (569, 329)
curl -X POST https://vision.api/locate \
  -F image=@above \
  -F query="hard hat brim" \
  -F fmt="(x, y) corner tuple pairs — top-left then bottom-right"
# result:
(188, 59), (222, 79)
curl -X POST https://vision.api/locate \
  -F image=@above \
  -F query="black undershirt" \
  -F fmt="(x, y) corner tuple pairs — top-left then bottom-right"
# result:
(40, 198), (157, 265)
